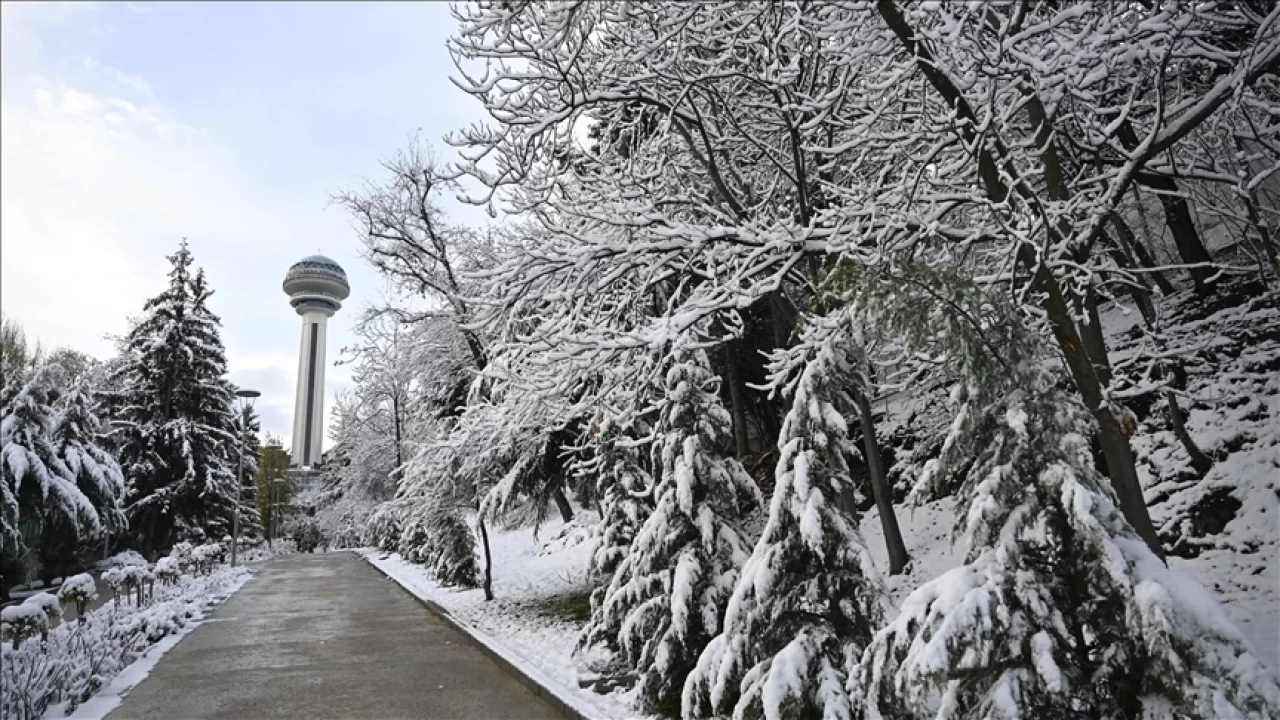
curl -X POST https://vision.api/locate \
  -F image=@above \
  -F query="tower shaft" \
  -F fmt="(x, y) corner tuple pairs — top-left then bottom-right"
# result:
(290, 310), (330, 468)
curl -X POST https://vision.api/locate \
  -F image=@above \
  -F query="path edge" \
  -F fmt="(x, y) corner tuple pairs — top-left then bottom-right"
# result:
(358, 551), (591, 720)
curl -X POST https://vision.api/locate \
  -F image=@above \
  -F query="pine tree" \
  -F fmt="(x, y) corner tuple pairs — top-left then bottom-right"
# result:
(685, 332), (886, 720)
(1, 365), (102, 586)
(109, 241), (239, 557)
(51, 383), (126, 536)
(831, 266), (1280, 720)
(584, 417), (654, 585)
(39, 381), (126, 580)
(582, 350), (758, 715)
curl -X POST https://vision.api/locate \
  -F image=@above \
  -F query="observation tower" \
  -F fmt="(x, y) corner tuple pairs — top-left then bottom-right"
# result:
(283, 254), (350, 469)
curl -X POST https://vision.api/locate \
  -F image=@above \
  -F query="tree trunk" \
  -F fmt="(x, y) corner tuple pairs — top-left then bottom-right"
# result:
(1079, 288), (1113, 388)
(1164, 384), (1213, 475)
(1145, 176), (1217, 297)
(1111, 213), (1176, 296)
(392, 394), (403, 485)
(478, 515), (494, 601)
(1112, 121), (1216, 296)
(724, 342), (750, 457)
(768, 291), (797, 348)
(854, 389), (910, 575)
(551, 486), (574, 523)
(1109, 231), (1214, 476)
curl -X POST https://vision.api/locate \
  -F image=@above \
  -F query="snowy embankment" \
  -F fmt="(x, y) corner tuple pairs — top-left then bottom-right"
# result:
(360, 515), (652, 720)
(0, 565), (250, 720)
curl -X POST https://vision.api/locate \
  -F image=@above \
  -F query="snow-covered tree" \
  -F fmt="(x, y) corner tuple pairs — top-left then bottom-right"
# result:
(399, 509), (478, 588)
(829, 266), (1280, 719)
(582, 350), (758, 714)
(685, 329), (886, 720)
(582, 414), (655, 585)
(2, 366), (100, 584)
(108, 241), (239, 557)
(39, 381), (127, 580)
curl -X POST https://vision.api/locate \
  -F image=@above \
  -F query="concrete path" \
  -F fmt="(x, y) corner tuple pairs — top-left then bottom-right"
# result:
(108, 552), (563, 720)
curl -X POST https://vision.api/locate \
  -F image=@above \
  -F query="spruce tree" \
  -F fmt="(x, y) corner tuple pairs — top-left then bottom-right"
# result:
(685, 332), (886, 720)
(109, 241), (239, 557)
(582, 350), (758, 714)
(585, 418), (653, 585)
(39, 381), (126, 579)
(837, 266), (1280, 720)
(1, 365), (101, 582)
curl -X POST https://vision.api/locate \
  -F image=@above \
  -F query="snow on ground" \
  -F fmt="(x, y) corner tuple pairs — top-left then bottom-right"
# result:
(361, 513), (652, 720)
(860, 497), (960, 609)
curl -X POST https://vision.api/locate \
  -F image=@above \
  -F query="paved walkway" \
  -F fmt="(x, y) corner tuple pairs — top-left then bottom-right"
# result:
(108, 552), (563, 720)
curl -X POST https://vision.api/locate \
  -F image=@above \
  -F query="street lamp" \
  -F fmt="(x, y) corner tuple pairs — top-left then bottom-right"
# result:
(231, 388), (260, 567)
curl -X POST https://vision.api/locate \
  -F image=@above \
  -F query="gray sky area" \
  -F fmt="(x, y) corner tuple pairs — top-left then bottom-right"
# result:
(1, 3), (490, 452)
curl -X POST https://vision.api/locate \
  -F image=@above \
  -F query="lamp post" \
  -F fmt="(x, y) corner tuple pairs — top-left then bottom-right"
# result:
(231, 388), (260, 567)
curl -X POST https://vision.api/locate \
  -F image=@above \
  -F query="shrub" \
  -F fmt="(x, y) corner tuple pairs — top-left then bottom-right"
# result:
(57, 574), (98, 624)
(1, 603), (48, 650)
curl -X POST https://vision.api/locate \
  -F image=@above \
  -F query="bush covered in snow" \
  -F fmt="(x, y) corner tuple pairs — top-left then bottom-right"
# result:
(365, 503), (402, 552)
(1, 564), (248, 719)
(56, 574), (97, 622)
(189, 542), (224, 574)
(98, 550), (147, 570)
(403, 512), (479, 588)
(153, 557), (181, 584)
(1, 603), (49, 650)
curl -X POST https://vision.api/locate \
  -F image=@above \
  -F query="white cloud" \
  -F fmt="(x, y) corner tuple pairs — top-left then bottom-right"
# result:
(1, 10), (359, 453)
(83, 55), (153, 96)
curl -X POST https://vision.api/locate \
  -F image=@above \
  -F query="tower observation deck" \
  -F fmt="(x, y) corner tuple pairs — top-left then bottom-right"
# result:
(283, 255), (350, 469)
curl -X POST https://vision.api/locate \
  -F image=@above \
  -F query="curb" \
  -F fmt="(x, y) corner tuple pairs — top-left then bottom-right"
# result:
(361, 552), (592, 720)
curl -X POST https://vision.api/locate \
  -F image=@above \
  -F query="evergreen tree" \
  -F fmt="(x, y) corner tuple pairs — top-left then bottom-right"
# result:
(1, 365), (101, 588)
(255, 437), (292, 543)
(584, 416), (654, 585)
(40, 381), (126, 580)
(685, 331), (886, 719)
(109, 241), (239, 557)
(834, 266), (1280, 719)
(582, 350), (758, 714)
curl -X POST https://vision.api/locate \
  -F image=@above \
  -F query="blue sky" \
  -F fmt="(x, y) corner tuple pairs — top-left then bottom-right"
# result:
(1, 2), (490, 451)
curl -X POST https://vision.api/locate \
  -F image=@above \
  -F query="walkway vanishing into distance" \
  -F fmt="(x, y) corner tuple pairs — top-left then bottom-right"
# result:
(108, 552), (563, 720)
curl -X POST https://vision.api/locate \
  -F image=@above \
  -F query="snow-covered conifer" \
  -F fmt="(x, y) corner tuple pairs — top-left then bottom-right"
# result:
(584, 417), (654, 584)
(2, 365), (100, 576)
(38, 380), (127, 585)
(108, 241), (239, 557)
(685, 329), (885, 719)
(582, 350), (758, 714)
(844, 267), (1280, 719)
(50, 384), (126, 533)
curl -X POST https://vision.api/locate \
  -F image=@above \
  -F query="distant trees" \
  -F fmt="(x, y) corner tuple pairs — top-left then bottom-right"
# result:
(255, 435), (293, 544)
